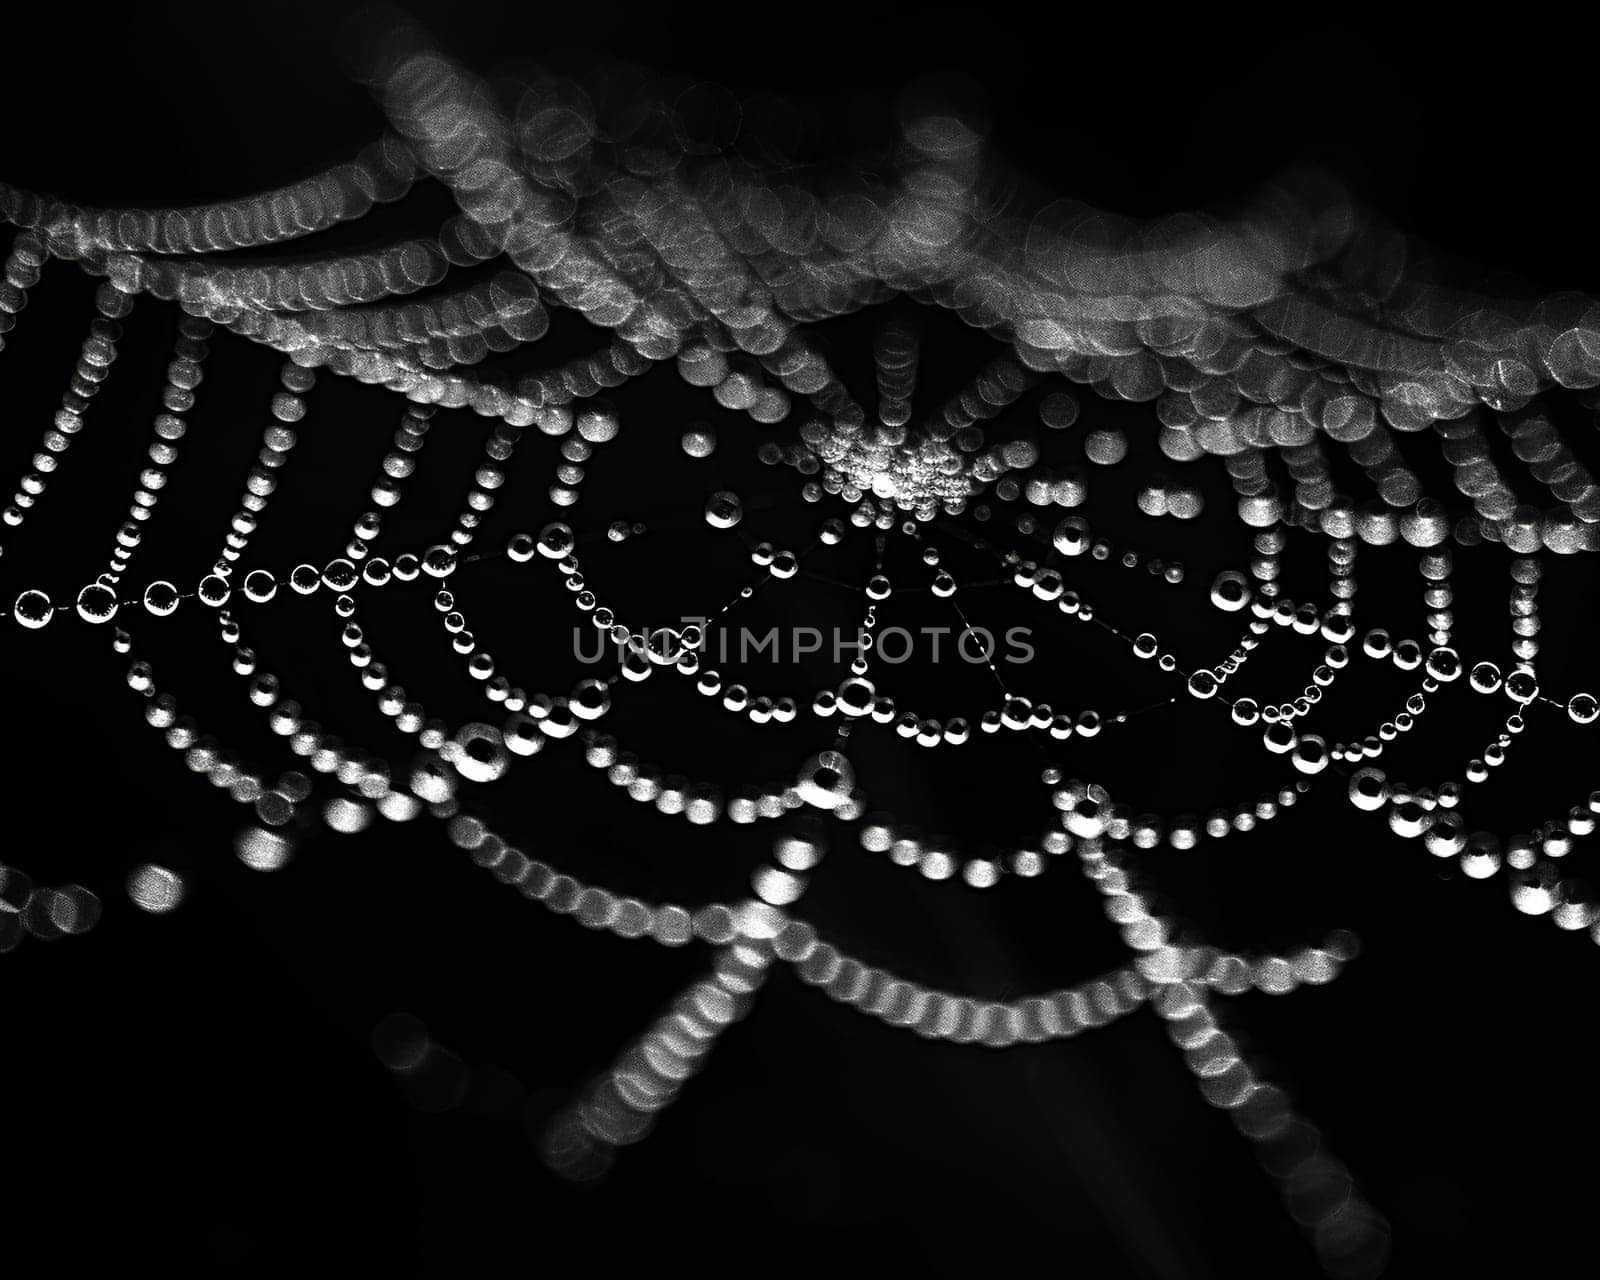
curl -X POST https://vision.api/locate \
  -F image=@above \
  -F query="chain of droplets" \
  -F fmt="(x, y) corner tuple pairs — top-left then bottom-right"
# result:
(528, 802), (1363, 1184)
(102, 314), (215, 588)
(0, 231), (126, 554)
(1072, 832), (1389, 1278)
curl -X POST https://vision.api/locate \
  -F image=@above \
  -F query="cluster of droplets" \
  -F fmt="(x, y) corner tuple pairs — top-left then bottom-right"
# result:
(0, 862), (102, 955)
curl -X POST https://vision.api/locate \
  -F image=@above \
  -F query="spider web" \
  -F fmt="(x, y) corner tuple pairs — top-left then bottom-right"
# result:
(5, 20), (1600, 1280)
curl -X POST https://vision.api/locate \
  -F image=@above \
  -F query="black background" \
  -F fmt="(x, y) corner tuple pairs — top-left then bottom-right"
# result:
(3, 5), (1598, 1277)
